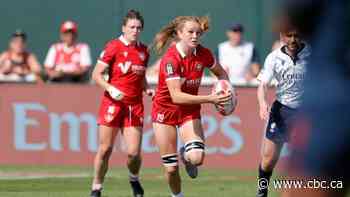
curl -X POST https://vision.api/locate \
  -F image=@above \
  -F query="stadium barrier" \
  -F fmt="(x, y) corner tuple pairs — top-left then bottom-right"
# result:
(0, 84), (286, 169)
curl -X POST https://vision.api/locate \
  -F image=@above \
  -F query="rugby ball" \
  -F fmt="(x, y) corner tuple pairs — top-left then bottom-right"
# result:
(212, 80), (237, 116)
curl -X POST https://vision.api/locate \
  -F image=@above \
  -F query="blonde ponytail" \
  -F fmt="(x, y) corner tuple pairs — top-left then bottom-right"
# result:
(153, 22), (177, 54)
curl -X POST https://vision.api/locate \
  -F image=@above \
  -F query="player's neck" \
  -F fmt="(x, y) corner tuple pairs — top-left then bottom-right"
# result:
(177, 41), (195, 56)
(285, 48), (297, 58)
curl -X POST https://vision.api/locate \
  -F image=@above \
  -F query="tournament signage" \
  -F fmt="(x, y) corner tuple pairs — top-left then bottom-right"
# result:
(0, 84), (276, 169)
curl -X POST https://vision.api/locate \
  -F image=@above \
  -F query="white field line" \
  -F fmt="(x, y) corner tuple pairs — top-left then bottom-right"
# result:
(0, 172), (90, 180)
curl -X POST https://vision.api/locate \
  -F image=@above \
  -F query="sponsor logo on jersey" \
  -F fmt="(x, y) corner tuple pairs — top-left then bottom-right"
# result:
(184, 78), (201, 87)
(118, 61), (132, 74)
(195, 63), (202, 71)
(166, 63), (174, 75)
(282, 73), (305, 80)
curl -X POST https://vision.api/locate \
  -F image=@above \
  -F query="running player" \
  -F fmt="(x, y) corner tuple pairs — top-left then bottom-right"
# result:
(90, 10), (151, 197)
(152, 16), (232, 197)
(255, 27), (310, 197)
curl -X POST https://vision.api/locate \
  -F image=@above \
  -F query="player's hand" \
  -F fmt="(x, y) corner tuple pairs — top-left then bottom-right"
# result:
(145, 88), (155, 97)
(210, 91), (232, 105)
(259, 102), (270, 120)
(107, 85), (124, 101)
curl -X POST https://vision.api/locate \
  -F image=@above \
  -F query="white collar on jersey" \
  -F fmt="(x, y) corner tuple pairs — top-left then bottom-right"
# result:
(119, 35), (139, 46)
(175, 42), (197, 58)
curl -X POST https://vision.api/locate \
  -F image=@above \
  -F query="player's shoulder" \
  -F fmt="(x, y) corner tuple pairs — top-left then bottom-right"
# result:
(106, 38), (122, 46)
(267, 47), (283, 59)
(163, 45), (180, 59)
(197, 45), (213, 56)
(103, 38), (123, 51)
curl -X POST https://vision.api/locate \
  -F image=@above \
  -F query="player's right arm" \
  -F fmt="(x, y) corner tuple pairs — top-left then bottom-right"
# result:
(257, 81), (269, 120)
(257, 53), (275, 120)
(163, 58), (230, 105)
(92, 62), (111, 91)
(92, 41), (124, 101)
(166, 78), (230, 105)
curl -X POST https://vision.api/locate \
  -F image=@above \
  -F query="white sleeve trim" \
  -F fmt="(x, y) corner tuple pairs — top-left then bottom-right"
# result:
(97, 60), (109, 67)
(165, 76), (180, 81)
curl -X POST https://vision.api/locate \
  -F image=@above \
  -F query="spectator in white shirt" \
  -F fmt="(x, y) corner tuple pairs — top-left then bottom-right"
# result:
(218, 23), (261, 85)
(44, 20), (92, 83)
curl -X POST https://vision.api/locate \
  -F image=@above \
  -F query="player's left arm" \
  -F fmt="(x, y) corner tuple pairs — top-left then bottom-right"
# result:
(209, 62), (230, 81)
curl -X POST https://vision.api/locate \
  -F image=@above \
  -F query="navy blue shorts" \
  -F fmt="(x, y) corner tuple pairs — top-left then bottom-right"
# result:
(265, 100), (298, 144)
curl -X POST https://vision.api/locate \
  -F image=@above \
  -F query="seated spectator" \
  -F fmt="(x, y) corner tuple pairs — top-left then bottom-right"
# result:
(44, 20), (91, 83)
(0, 30), (42, 83)
(218, 23), (261, 85)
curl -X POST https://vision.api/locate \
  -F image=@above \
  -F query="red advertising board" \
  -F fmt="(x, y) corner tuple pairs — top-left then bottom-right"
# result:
(0, 84), (280, 169)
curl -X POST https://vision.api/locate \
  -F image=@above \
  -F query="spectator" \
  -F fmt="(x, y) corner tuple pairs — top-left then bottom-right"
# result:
(44, 20), (92, 83)
(218, 23), (261, 85)
(0, 30), (42, 83)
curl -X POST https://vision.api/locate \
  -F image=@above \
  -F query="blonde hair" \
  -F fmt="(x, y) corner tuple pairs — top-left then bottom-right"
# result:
(152, 16), (210, 54)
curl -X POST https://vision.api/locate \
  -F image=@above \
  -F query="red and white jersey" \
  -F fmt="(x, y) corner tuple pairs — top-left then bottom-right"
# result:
(44, 42), (91, 72)
(98, 35), (149, 104)
(153, 43), (215, 110)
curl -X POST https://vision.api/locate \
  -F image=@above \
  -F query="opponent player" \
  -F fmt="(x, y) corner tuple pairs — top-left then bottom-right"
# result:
(152, 16), (232, 197)
(255, 27), (310, 197)
(90, 10), (151, 197)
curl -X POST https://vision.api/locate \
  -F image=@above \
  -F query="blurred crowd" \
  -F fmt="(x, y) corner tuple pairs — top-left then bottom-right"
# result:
(0, 20), (280, 86)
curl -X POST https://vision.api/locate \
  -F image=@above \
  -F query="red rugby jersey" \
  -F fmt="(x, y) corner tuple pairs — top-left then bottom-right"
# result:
(98, 35), (149, 104)
(153, 43), (215, 110)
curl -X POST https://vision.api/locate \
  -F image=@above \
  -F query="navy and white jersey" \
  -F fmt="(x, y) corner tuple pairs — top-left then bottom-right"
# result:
(258, 44), (310, 108)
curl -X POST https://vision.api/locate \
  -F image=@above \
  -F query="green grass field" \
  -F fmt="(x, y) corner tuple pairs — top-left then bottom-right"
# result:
(2, 165), (347, 197)
(0, 165), (281, 197)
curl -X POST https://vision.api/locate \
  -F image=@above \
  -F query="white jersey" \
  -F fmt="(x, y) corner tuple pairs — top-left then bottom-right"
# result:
(258, 44), (310, 108)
